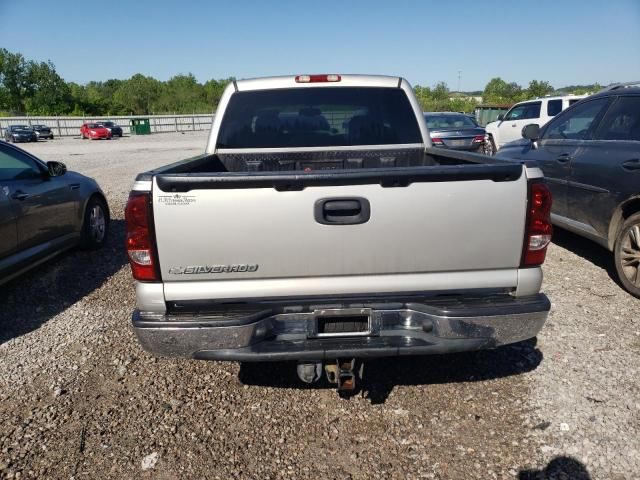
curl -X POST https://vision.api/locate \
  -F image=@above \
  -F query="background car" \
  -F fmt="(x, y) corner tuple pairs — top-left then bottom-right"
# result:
(0, 141), (110, 285)
(80, 123), (112, 140)
(32, 124), (54, 140)
(423, 112), (486, 152)
(4, 125), (38, 143)
(97, 120), (123, 137)
(485, 94), (586, 154)
(496, 83), (640, 297)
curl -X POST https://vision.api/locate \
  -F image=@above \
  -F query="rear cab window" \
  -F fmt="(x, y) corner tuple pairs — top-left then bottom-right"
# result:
(216, 87), (422, 149)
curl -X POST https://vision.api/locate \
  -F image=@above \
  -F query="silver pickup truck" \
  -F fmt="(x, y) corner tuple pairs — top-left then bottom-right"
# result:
(126, 74), (552, 390)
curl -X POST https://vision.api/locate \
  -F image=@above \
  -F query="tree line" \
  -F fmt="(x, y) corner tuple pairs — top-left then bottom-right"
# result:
(0, 48), (601, 116)
(0, 49), (233, 116)
(414, 78), (601, 113)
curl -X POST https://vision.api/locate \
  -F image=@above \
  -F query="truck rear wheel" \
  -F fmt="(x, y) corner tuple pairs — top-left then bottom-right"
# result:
(614, 212), (640, 298)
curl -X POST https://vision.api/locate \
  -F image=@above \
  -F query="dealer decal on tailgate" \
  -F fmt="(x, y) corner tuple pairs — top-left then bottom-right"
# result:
(157, 194), (196, 206)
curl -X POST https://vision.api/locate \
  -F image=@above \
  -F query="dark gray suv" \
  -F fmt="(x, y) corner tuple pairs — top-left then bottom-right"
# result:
(496, 84), (640, 297)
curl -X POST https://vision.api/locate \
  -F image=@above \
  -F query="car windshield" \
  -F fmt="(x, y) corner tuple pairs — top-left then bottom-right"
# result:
(101, 122), (114, 126)
(87, 123), (101, 128)
(12, 125), (31, 131)
(424, 114), (477, 129)
(217, 87), (423, 148)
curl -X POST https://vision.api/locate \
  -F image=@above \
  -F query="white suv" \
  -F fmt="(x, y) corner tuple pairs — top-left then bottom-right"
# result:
(485, 94), (586, 153)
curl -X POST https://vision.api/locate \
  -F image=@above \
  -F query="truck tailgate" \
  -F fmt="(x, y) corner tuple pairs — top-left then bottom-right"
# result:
(152, 165), (527, 298)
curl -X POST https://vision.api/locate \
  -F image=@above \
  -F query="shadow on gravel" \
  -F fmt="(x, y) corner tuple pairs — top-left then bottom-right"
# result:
(239, 338), (542, 404)
(519, 456), (591, 479)
(0, 219), (127, 344)
(551, 227), (622, 289)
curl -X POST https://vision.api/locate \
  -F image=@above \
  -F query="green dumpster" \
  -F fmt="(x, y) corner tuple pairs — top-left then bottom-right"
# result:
(130, 118), (151, 135)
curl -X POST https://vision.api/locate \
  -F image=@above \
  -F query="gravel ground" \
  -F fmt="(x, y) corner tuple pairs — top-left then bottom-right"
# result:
(1, 132), (638, 479)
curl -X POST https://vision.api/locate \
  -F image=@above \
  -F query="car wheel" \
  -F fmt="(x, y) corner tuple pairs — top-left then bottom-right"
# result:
(80, 196), (109, 250)
(484, 135), (497, 156)
(614, 212), (640, 298)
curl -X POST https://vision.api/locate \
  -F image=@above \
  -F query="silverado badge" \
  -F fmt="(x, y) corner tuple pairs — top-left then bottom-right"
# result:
(168, 264), (259, 275)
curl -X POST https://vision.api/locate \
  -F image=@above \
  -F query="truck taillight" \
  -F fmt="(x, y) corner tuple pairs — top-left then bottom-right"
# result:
(521, 182), (553, 267)
(295, 74), (341, 83)
(125, 192), (159, 281)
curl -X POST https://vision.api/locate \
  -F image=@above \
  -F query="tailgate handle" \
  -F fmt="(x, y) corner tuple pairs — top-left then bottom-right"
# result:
(315, 197), (370, 225)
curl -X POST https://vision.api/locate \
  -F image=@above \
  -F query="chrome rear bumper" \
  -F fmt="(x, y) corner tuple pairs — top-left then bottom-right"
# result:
(132, 294), (550, 361)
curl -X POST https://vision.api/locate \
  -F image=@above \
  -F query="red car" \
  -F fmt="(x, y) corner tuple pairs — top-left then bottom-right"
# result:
(80, 122), (112, 140)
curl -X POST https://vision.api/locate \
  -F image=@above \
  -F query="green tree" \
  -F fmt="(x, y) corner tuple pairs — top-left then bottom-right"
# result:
(483, 77), (509, 103)
(203, 78), (233, 111)
(413, 82), (476, 113)
(483, 77), (525, 104)
(527, 80), (554, 98)
(113, 74), (161, 115)
(432, 81), (449, 101)
(449, 97), (478, 114)
(413, 85), (432, 110)
(156, 73), (207, 113)
(0, 48), (31, 114)
(570, 83), (601, 95)
(24, 60), (72, 115)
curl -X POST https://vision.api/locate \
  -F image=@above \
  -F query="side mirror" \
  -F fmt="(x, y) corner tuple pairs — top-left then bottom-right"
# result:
(47, 161), (67, 177)
(522, 124), (540, 141)
(497, 114), (504, 121)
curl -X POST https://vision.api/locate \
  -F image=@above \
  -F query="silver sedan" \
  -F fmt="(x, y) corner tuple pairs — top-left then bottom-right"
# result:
(0, 141), (110, 285)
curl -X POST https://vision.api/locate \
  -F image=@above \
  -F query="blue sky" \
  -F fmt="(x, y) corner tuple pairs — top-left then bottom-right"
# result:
(1, 0), (639, 90)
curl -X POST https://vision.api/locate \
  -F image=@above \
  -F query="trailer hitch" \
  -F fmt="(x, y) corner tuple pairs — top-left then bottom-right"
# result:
(324, 358), (363, 392)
